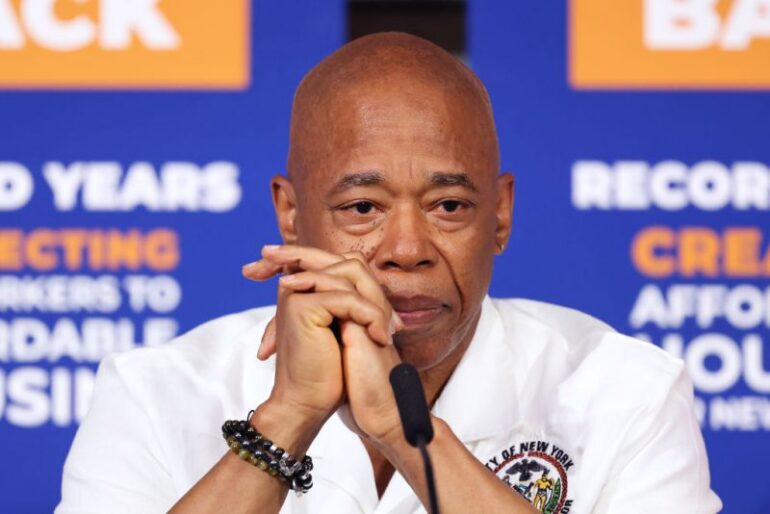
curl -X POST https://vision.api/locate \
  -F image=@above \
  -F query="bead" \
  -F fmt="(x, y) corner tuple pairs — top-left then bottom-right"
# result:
(221, 416), (313, 493)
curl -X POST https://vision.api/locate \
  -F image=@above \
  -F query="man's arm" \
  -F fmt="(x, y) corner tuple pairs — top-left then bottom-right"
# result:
(375, 417), (538, 514)
(169, 400), (323, 513)
(57, 355), (178, 513)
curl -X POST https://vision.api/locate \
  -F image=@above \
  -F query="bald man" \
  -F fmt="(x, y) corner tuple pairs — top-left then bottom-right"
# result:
(57, 33), (721, 514)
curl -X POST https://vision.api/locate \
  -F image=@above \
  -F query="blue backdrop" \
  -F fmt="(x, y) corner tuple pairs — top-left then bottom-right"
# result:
(0, 1), (766, 511)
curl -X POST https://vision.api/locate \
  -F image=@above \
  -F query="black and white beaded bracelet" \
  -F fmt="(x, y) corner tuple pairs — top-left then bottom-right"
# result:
(221, 413), (314, 496)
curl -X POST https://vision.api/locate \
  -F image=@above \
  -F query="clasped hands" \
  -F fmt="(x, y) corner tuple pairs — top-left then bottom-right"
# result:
(243, 244), (407, 449)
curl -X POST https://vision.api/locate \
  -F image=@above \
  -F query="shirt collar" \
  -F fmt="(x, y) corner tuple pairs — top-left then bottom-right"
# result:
(431, 295), (520, 443)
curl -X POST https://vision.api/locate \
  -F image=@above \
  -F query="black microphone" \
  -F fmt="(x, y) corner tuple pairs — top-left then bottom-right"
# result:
(389, 363), (440, 514)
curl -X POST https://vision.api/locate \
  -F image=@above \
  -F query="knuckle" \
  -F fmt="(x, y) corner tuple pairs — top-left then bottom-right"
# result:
(347, 258), (366, 272)
(297, 270), (315, 281)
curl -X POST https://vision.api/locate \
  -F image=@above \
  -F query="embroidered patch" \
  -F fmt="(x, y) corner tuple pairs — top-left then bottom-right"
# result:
(485, 440), (574, 513)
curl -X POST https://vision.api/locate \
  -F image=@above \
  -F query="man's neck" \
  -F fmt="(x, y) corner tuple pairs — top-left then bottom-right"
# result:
(420, 307), (482, 407)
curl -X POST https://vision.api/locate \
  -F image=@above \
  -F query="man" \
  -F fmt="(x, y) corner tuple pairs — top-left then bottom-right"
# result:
(57, 33), (722, 513)
(532, 470), (554, 512)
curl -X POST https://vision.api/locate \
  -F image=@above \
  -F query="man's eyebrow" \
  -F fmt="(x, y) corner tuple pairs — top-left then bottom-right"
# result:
(329, 171), (386, 194)
(429, 172), (479, 192)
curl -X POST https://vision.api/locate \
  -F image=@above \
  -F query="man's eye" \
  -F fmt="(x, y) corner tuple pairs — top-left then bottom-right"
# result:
(343, 201), (376, 214)
(438, 200), (465, 213)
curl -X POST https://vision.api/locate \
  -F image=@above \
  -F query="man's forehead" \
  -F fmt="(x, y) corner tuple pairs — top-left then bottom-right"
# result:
(287, 32), (499, 183)
(328, 170), (480, 195)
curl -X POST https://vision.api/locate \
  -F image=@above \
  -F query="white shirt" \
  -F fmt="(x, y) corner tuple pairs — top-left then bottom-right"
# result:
(57, 297), (722, 513)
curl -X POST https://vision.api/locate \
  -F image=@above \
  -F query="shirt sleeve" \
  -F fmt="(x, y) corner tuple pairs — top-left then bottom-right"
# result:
(56, 354), (178, 514)
(593, 368), (723, 514)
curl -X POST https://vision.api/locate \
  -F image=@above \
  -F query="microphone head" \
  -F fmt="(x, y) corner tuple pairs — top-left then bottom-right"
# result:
(389, 363), (434, 447)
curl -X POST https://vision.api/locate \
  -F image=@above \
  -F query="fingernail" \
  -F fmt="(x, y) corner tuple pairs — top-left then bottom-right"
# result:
(257, 336), (266, 358)
(389, 317), (398, 336)
(392, 312), (405, 330)
(262, 244), (280, 252)
(279, 274), (297, 283)
(242, 261), (260, 273)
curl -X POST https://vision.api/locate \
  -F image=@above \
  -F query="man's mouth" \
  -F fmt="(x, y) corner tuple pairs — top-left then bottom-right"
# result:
(387, 294), (447, 329)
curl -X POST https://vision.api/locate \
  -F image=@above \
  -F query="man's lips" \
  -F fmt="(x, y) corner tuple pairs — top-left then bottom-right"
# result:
(388, 294), (447, 329)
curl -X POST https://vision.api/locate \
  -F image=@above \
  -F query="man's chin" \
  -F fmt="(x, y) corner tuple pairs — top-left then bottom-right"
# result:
(393, 330), (456, 371)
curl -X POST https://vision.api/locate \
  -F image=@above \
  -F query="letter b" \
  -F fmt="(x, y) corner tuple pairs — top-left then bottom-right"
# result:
(645, 0), (720, 49)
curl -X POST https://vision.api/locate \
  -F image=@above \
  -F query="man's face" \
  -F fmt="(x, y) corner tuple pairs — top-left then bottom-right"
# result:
(280, 75), (511, 370)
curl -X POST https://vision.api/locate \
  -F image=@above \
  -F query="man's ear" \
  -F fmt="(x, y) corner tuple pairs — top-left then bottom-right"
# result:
(495, 173), (514, 255)
(271, 175), (299, 244)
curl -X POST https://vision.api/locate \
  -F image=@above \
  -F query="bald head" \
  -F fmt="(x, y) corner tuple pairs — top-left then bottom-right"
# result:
(287, 32), (499, 184)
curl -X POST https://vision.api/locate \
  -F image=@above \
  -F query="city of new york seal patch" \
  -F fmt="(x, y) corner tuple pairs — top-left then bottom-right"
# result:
(485, 440), (575, 514)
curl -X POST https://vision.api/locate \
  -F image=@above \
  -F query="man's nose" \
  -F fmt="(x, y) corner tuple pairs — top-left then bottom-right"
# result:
(373, 205), (438, 272)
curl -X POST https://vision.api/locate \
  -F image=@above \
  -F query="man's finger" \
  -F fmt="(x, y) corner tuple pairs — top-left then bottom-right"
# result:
(257, 317), (277, 360)
(261, 244), (345, 273)
(242, 258), (284, 281)
(257, 272), (359, 360)
(324, 257), (405, 331)
(288, 291), (392, 346)
(280, 270), (399, 345)
(278, 270), (356, 293)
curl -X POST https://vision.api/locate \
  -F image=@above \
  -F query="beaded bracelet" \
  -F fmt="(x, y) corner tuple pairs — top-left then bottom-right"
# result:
(221, 411), (314, 496)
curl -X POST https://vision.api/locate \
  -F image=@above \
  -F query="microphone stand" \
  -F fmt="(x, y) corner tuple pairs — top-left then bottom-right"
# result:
(416, 435), (439, 514)
(389, 363), (441, 514)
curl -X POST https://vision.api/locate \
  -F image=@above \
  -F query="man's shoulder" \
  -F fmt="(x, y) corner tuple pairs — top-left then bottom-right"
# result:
(491, 297), (687, 399)
(492, 297), (615, 339)
(165, 305), (277, 355)
(106, 305), (276, 388)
